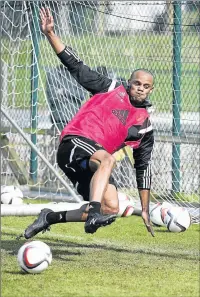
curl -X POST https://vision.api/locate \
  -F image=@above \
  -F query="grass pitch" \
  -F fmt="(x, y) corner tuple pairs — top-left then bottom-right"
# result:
(1, 214), (200, 297)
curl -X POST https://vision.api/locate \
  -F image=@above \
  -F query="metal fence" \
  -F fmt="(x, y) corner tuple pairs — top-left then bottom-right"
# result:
(1, 1), (200, 204)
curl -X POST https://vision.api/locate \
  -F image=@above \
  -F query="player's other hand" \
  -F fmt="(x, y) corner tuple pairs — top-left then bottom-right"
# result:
(142, 210), (155, 237)
(40, 7), (54, 35)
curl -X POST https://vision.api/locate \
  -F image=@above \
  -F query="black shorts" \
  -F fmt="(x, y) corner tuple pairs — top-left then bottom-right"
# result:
(57, 136), (116, 201)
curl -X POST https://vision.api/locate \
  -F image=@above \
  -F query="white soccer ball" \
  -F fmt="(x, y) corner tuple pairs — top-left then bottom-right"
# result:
(163, 206), (191, 233)
(17, 241), (52, 274)
(150, 202), (174, 227)
(118, 192), (134, 217)
(150, 202), (165, 226)
(1, 185), (23, 205)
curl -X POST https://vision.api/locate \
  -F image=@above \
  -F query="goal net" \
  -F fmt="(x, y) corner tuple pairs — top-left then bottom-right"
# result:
(1, 1), (199, 222)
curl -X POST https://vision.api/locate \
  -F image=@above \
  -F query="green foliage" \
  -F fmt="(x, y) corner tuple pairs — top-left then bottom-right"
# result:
(1, 214), (200, 297)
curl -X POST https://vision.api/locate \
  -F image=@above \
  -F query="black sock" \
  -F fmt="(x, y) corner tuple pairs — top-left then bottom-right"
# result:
(88, 201), (101, 214)
(46, 204), (89, 224)
(46, 211), (67, 225)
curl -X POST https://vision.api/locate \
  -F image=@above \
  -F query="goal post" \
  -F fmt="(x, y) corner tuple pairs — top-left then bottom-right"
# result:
(1, 1), (199, 222)
(1, 106), (81, 203)
(0, 134), (28, 185)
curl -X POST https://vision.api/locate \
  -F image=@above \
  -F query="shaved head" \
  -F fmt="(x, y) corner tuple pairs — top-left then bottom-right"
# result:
(130, 68), (154, 83)
(127, 69), (154, 104)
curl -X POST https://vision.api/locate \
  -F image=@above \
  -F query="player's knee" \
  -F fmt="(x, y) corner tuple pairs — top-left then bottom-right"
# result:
(102, 154), (116, 170)
(90, 153), (116, 172)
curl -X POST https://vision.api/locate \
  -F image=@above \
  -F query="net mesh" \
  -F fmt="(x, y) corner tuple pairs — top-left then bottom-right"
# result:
(1, 1), (199, 221)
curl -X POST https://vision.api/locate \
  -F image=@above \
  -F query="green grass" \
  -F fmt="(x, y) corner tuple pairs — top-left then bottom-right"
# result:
(1, 212), (200, 297)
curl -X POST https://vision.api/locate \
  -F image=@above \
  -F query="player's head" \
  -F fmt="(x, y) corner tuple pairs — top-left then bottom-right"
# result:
(127, 69), (154, 104)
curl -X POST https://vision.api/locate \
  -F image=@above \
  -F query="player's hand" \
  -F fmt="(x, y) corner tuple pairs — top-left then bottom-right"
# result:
(40, 7), (54, 35)
(142, 210), (155, 237)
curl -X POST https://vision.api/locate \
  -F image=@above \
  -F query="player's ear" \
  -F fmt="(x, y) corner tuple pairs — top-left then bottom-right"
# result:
(149, 86), (154, 94)
(127, 79), (131, 91)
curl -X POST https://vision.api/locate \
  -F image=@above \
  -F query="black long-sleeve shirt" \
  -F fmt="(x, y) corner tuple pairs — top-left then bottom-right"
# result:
(57, 46), (154, 189)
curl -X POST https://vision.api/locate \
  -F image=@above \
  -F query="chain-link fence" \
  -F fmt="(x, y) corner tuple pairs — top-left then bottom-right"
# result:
(1, 1), (199, 206)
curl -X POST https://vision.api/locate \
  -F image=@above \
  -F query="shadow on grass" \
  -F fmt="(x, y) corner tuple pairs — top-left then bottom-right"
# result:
(1, 234), (83, 262)
(1, 231), (199, 262)
(154, 229), (171, 233)
(4, 270), (27, 275)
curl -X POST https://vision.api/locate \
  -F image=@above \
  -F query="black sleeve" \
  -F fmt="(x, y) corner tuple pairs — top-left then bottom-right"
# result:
(133, 130), (154, 190)
(57, 46), (113, 95)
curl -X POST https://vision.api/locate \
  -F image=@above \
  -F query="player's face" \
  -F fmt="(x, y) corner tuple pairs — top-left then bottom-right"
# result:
(128, 71), (154, 103)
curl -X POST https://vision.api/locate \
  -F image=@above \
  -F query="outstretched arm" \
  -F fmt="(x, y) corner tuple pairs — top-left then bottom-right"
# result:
(133, 128), (155, 237)
(40, 7), (113, 95)
(40, 7), (65, 54)
(138, 189), (154, 236)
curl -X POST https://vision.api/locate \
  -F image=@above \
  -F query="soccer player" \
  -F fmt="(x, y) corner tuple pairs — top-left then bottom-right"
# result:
(24, 7), (155, 239)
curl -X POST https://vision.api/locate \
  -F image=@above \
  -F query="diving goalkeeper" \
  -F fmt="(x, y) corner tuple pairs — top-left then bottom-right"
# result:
(24, 7), (155, 238)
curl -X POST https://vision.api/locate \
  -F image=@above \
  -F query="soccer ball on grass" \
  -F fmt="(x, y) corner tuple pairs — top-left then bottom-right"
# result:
(17, 241), (52, 274)
(1, 185), (23, 205)
(118, 192), (135, 217)
(149, 202), (166, 227)
(150, 202), (191, 232)
(162, 206), (191, 233)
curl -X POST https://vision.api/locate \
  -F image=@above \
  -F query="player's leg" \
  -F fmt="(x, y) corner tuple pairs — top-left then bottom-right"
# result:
(86, 158), (119, 216)
(44, 181), (119, 224)
(23, 184), (119, 239)
(83, 150), (118, 233)
(88, 150), (116, 203)
(101, 184), (119, 215)
(24, 137), (116, 238)
(23, 137), (86, 239)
